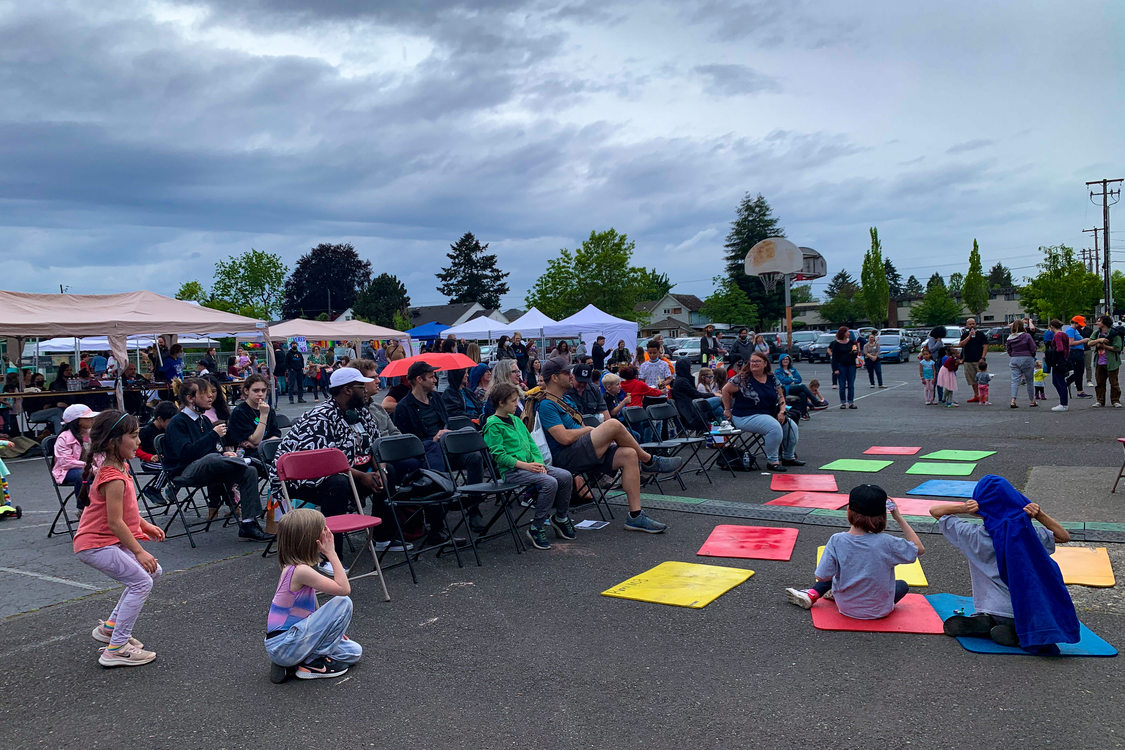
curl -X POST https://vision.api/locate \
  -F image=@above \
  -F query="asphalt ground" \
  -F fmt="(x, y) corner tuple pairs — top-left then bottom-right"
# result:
(1, 355), (1124, 749)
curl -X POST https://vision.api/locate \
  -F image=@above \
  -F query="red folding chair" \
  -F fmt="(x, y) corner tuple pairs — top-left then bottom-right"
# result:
(276, 448), (390, 602)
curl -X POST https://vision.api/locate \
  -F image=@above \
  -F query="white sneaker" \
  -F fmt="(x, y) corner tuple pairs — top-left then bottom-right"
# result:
(316, 560), (334, 576)
(1088, 381), (1096, 387)
(785, 587), (814, 609)
(98, 642), (157, 668)
(1050, 405), (1068, 412)
(1115, 402), (1123, 408)
(1092, 402), (1103, 408)
(374, 540), (414, 552)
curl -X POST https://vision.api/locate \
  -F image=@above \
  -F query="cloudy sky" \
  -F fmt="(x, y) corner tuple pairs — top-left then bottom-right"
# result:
(2, 0), (1122, 309)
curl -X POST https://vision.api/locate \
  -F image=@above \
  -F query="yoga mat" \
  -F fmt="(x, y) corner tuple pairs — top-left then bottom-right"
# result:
(919, 449), (996, 461)
(864, 446), (921, 455)
(770, 474), (838, 492)
(926, 594), (1117, 656)
(906, 462), (977, 476)
(601, 561), (754, 609)
(819, 459), (894, 473)
(810, 594), (944, 633)
(697, 525), (799, 561)
(906, 480), (978, 498)
(1051, 547), (1116, 587)
(766, 491), (849, 510)
(888, 497), (946, 517)
(817, 545), (928, 587)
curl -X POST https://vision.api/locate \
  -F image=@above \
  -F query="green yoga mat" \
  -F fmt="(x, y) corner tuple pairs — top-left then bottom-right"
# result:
(919, 449), (996, 461)
(819, 459), (894, 473)
(906, 461), (977, 476)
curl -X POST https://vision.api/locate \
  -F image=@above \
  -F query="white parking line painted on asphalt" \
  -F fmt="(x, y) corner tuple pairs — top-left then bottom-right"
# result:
(847, 381), (910, 402)
(0, 567), (103, 590)
(0, 521), (53, 532)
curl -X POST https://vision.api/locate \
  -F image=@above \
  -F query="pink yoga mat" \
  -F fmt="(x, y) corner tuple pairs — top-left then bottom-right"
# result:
(697, 525), (799, 561)
(863, 446), (922, 455)
(769, 474), (839, 492)
(889, 497), (945, 516)
(810, 593), (945, 634)
(766, 492), (850, 510)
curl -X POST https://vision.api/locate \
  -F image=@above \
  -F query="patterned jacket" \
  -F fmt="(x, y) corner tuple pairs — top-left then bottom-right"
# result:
(269, 399), (397, 490)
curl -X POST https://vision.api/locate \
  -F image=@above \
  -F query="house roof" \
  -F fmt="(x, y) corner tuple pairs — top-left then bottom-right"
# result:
(407, 302), (479, 327)
(634, 293), (706, 313)
(640, 317), (695, 333)
(501, 308), (525, 321)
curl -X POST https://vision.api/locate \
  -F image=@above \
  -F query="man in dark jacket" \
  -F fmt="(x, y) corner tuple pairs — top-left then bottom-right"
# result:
(728, 328), (755, 368)
(285, 341), (306, 404)
(162, 378), (273, 541)
(591, 335), (608, 371)
(700, 324), (725, 366)
(566, 363), (609, 421)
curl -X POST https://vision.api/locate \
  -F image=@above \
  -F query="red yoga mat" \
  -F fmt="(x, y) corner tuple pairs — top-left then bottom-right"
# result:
(863, 446), (922, 455)
(766, 492), (849, 510)
(889, 497), (945, 516)
(770, 474), (838, 492)
(809, 593), (945, 633)
(696, 525), (799, 561)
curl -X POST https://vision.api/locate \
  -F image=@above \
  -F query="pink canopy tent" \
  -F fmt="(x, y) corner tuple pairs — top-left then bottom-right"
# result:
(0, 289), (266, 407)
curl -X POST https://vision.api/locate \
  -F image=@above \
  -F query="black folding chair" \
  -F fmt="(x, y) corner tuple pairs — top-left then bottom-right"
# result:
(372, 434), (478, 584)
(258, 438), (284, 558)
(155, 434), (234, 549)
(275, 413), (293, 431)
(690, 401), (765, 475)
(446, 415), (474, 431)
(440, 429), (528, 553)
(646, 401), (711, 485)
(620, 406), (684, 494)
(42, 436), (78, 538)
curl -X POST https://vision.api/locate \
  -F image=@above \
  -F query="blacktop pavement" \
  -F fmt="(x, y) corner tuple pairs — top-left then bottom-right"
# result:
(2, 355), (1124, 749)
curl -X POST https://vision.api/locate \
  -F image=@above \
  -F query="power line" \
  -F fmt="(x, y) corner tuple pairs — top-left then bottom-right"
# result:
(1088, 178), (1123, 313)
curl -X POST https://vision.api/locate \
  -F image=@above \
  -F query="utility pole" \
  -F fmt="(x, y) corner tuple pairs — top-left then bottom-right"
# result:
(1083, 227), (1101, 273)
(1087, 179), (1122, 315)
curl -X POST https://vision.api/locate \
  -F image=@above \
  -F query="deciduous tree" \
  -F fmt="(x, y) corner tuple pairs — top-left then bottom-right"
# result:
(701, 276), (758, 329)
(961, 239), (990, 317)
(211, 248), (286, 319)
(281, 243), (372, 320)
(1019, 245), (1101, 321)
(354, 273), (411, 329)
(860, 227), (890, 327)
(910, 284), (963, 326)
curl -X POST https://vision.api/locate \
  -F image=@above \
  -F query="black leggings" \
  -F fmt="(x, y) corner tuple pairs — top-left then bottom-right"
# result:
(814, 578), (909, 603)
(1066, 352), (1085, 392)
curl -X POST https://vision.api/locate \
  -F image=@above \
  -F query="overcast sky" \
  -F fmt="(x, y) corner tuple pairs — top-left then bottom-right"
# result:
(2, 0), (1122, 308)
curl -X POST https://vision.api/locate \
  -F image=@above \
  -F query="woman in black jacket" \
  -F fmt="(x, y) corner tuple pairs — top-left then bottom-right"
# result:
(671, 358), (721, 430)
(828, 326), (859, 409)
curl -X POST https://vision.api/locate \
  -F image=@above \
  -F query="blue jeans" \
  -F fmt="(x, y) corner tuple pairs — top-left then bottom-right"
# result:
(264, 596), (362, 667)
(704, 396), (723, 421)
(730, 413), (799, 463)
(866, 360), (883, 386)
(835, 364), (856, 404)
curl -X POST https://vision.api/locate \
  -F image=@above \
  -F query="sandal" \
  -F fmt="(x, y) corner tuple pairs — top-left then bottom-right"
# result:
(1028, 401), (1038, 407)
(1009, 401), (1018, 408)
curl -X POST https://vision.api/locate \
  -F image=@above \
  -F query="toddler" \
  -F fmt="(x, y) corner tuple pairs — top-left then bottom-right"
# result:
(1032, 360), (1046, 400)
(919, 349), (936, 405)
(937, 353), (960, 407)
(807, 379), (825, 405)
(975, 361), (993, 405)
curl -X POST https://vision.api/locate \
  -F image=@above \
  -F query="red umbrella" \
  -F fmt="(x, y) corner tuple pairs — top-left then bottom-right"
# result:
(379, 352), (479, 379)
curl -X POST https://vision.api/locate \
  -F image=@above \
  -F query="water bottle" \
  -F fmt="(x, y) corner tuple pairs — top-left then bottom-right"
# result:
(740, 452), (751, 471)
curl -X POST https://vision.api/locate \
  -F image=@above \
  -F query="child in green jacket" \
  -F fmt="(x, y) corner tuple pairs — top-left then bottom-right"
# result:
(482, 383), (575, 551)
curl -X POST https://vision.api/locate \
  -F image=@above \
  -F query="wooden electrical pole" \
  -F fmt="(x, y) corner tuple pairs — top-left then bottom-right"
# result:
(1087, 180), (1122, 314)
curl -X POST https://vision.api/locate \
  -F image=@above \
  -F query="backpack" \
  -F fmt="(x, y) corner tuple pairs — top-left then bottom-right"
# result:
(1045, 333), (1069, 368)
(716, 447), (757, 472)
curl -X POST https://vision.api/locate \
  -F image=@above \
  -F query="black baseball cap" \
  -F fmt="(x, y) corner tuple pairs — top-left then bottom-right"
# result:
(573, 363), (594, 383)
(541, 356), (573, 381)
(848, 484), (888, 516)
(407, 361), (435, 380)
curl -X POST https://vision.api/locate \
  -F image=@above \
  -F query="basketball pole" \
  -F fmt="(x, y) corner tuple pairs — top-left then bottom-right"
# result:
(784, 274), (793, 353)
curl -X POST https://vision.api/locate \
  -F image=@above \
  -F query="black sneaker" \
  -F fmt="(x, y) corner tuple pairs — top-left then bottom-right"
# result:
(781, 458), (806, 467)
(526, 523), (551, 550)
(550, 515), (576, 540)
(142, 487), (168, 506)
(989, 623), (1020, 647)
(424, 530), (468, 548)
(943, 613), (994, 637)
(269, 662), (291, 684)
(295, 656), (349, 680)
(239, 521), (275, 542)
(468, 511), (488, 534)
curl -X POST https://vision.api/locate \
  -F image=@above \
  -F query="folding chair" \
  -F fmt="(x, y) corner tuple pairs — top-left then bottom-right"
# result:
(42, 435), (78, 538)
(446, 415), (474, 431)
(258, 438), (285, 557)
(372, 434), (477, 584)
(275, 413), (293, 431)
(440, 428), (528, 553)
(621, 406), (684, 494)
(155, 434), (231, 549)
(1113, 438), (1125, 493)
(276, 448), (390, 601)
(646, 401), (711, 485)
(690, 400), (765, 473)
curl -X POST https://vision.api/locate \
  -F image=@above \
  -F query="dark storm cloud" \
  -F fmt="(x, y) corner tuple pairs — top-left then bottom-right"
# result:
(694, 64), (781, 96)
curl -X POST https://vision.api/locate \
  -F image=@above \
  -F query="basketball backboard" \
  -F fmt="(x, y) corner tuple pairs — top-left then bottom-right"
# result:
(796, 247), (826, 281)
(744, 237), (804, 277)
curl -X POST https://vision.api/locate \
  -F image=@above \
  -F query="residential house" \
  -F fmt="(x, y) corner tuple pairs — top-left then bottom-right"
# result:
(408, 303), (509, 328)
(635, 293), (708, 338)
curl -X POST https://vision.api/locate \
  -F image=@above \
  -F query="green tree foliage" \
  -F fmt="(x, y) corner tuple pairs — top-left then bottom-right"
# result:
(883, 258), (904, 298)
(353, 273), (411, 329)
(860, 227), (890, 327)
(910, 284), (964, 326)
(723, 193), (786, 324)
(210, 249), (286, 319)
(392, 309), (412, 334)
(819, 269), (865, 325)
(791, 284), (815, 303)
(636, 268), (674, 301)
(435, 232), (510, 309)
(1113, 271), (1125, 316)
(701, 276), (758, 328)
(926, 272), (945, 291)
(1019, 244), (1101, 321)
(282, 243), (372, 319)
(961, 239), (990, 316)
(904, 275), (924, 296)
(175, 281), (207, 302)
(524, 229), (664, 321)
(948, 272), (964, 295)
(987, 262), (1014, 290)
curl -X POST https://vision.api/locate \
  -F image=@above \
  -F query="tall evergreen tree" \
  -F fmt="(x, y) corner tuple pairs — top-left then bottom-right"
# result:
(962, 239), (990, 316)
(825, 269), (858, 298)
(282, 243), (372, 319)
(883, 258), (904, 298)
(926, 272), (945, 291)
(354, 273), (411, 329)
(860, 227), (890, 327)
(723, 193), (785, 324)
(987, 262), (1014, 290)
(436, 232), (511, 309)
(819, 269), (865, 325)
(904, 275), (924, 296)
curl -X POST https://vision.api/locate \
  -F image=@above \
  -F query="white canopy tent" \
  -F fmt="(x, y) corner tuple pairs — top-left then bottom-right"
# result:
(494, 307), (557, 339)
(263, 319), (407, 343)
(541, 304), (638, 353)
(22, 335), (219, 356)
(442, 315), (512, 340)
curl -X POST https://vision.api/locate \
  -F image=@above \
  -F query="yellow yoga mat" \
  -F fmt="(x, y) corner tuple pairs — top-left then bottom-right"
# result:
(601, 561), (755, 608)
(1052, 546), (1116, 587)
(816, 545), (928, 587)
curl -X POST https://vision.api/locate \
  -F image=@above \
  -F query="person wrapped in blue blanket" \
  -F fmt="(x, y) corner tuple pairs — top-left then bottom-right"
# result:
(929, 474), (1079, 653)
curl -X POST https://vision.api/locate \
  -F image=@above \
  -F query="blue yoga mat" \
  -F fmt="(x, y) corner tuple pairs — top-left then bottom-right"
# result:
(906, 480), (978, 498)
(926, 594), (1117, 657)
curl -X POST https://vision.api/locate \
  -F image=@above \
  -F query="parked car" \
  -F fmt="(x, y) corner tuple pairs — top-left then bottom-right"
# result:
(788, 330), (823, 361)
(875, 335), (911, 363)
(941, 326), (964, 348)
(806, 333), (838, 363)
(672, 338), (702, 364)
(985, 326), (1007, 346)
(880, 327), (919, 351)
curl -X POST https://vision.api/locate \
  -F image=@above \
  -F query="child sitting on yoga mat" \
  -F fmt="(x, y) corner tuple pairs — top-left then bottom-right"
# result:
(929, 475), (1078, 651)
(786, 484), (924, 618)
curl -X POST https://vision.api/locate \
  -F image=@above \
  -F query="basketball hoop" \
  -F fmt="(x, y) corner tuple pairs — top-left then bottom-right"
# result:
(758, 271), (782, 293)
